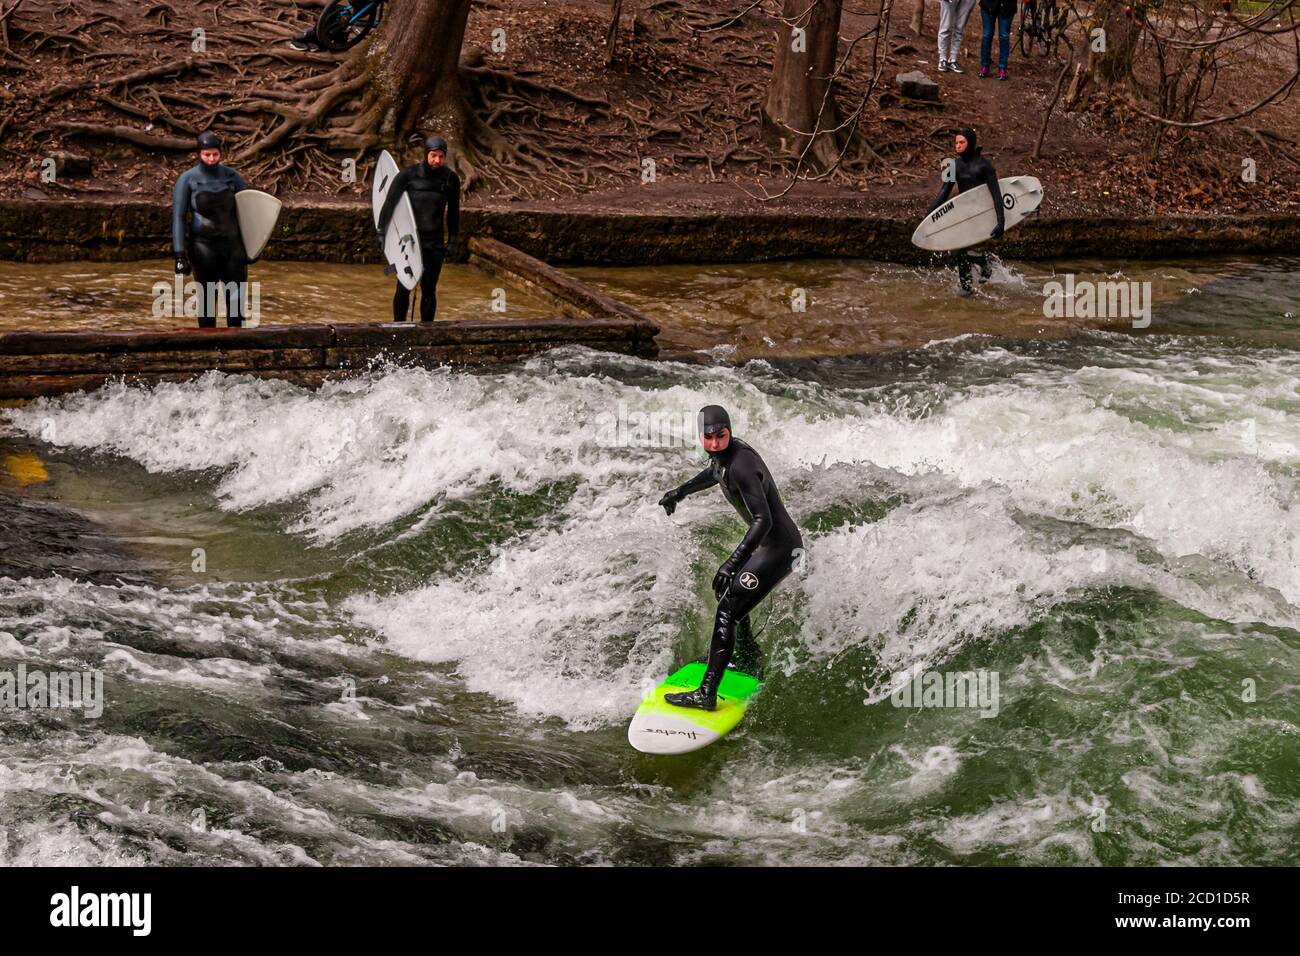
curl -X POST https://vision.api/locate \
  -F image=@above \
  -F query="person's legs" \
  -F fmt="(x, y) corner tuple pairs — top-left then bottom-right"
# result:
(974, 252), (992, 282)
(979, 10), (995, 71)
(937, 0), (955, 66)
(221, 256), (248, 327)
(190, 238), (221, 328)
(392, 282), (411, 323)
(731, 614), (765, 678)
(998, 13), (1013, 70)
(666, 546), (794, 709)
(418, 249), (445, 322)
(955, 250), (974, 293)
(950, 0), (979, 63)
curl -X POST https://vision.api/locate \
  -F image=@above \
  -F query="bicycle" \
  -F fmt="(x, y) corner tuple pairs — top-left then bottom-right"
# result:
(315, 0), (386, 52)
(1017, 0), (1066, 57)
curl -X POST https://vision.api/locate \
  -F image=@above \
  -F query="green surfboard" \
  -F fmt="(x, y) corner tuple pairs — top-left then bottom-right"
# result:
(627, 662), (762, 754)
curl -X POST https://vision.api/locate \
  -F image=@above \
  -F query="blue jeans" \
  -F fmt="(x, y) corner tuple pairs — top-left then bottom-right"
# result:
(980, 10), (1014, 70)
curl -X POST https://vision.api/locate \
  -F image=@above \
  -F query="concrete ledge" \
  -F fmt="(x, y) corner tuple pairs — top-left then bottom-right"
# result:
(0, 316), (661, 400)
(468, 236), (648, 321)
(2, 198), (1296, 265)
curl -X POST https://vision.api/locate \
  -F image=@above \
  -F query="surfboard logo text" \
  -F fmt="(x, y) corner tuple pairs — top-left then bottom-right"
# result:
(929, 201), (955, 224)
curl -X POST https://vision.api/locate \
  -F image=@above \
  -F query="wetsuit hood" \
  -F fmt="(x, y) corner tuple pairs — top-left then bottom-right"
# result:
(422, 135), (449, 175)
(957, 127), (981, 158)
(698, 405), (733, 458)
(196, 132), (224, 172)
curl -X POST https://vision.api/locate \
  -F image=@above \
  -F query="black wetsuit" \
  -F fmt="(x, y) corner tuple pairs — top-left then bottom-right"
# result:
(376, 160), (461, 323)
(668, 438), (802, 687)
(172, 161), (248, 327)
(928, 127), (1003, 292)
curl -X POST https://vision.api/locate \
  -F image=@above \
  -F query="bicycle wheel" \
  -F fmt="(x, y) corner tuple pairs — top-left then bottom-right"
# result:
(316, 0), (379, 52)
(1038, 3), (1056, 55)
(1018, 10), (1035, 57)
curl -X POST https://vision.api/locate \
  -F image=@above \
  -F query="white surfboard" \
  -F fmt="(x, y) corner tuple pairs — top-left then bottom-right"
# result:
(234, 189), (282, 262)
(912, 176), (1043, 252)
(371, 150), (423, 291)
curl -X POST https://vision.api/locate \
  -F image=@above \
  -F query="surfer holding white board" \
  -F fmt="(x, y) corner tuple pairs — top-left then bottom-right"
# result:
(171, 131), (282, 328)
(926, 126), (1001, 294)
(171, 132), (249, 327)
(375, 135), (461, 322)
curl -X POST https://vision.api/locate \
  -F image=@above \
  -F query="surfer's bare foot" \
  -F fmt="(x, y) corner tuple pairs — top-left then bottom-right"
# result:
(664, 687), (718, 711)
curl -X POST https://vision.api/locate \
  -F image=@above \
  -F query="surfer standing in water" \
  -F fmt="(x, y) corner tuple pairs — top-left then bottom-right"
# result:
(376, 135), (461, 323)
(171, 132), (248, 327)
(657, 405), (802, 710)
(928, 126), (1003, 294)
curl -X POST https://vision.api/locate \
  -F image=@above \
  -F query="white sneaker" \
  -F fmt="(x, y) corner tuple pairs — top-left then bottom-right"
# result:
(938, 59), (949, 71)
(948, 61), (964, 74)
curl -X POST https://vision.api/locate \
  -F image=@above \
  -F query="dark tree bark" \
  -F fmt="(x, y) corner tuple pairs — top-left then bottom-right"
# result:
(1065, 0), (1142, 108)
(605, 0), (624, 65)
(369, 0), (474, 145)
(762, 0), (846, 169)
(362, 0), (556, 192)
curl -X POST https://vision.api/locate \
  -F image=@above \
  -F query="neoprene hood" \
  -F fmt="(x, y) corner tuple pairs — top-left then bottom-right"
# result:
(698, 405), (731, 436)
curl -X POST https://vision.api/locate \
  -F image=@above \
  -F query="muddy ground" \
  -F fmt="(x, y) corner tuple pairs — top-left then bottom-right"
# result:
(0, 0), (1296, 221)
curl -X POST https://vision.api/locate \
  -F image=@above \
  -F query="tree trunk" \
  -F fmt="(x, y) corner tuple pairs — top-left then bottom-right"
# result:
(1087, 0), (1141, 88)
(762, 0), (846, 169)
(1065, 0), (1141, 108)
(605, 0), (624, 65)
(373, 0), (474, 137)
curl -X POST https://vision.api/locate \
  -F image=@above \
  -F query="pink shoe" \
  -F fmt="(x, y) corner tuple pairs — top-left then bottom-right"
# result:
(997, 68), (1008, 80)
(978, 66), (990, 78)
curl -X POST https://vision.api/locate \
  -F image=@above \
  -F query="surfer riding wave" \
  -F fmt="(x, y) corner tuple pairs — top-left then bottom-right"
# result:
(657, 405), (802, 711)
